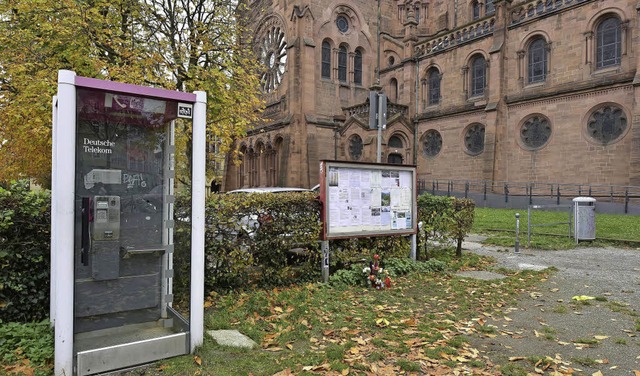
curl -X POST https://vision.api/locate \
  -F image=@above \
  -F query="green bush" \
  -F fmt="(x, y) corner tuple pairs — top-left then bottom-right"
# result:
(174, 192), (323, 292)
(451, 198), (475, 257)
(0, 181), (51, 323)
(329, 236), (410, 270)
(328, 265), (365, 287)
(328, 257), (447, 287)
(0, 320), (53, 369)
(417, 193), (475, 258)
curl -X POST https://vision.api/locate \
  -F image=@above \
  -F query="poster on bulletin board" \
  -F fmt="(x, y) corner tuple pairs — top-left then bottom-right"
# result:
(319, 160), (417, 240)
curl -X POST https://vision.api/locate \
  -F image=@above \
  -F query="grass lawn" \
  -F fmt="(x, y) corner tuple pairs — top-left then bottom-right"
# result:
(128, 251), (550, 376)
(473, 207), (640, 249)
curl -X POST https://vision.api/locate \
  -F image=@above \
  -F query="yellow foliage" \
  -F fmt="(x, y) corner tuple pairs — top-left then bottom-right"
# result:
(0, 0), (263, 186)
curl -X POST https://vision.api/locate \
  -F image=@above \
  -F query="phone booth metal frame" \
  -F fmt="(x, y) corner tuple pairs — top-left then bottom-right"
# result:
(51, 70), (206, 375)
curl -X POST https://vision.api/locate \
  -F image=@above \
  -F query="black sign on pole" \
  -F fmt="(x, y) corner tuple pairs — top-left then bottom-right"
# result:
(369, 91), (388, 130)
(369, 91), (378, 129)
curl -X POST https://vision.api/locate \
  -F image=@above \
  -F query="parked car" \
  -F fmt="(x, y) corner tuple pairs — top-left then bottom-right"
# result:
(226, 187), (311, 194)
(225, 187), (313, 237)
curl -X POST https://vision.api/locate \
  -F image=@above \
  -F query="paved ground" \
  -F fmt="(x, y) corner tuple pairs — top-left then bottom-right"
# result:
(461, 235), (640, 375)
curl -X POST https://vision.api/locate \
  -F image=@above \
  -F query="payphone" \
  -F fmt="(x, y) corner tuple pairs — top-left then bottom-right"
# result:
(51, 71), (206, 376)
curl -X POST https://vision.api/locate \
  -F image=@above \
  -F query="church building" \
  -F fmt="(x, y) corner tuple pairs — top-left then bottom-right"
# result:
(223, 0), (640, 193)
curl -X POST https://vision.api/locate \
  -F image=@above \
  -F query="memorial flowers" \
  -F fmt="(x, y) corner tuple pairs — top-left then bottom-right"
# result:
(363, 254), (391, 289)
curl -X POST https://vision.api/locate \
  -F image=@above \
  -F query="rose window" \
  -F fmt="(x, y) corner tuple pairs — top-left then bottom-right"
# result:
(422, 130), (443, 157)
(587, 105), (627, 144)
(465, 123), (485, 155)
(520, 115), (551, 149)
(259, 26), (287, 93)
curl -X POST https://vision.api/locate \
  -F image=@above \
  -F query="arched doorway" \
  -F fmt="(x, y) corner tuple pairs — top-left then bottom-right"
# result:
(387, 135), (404, 164)
(387, 153), (403, 164)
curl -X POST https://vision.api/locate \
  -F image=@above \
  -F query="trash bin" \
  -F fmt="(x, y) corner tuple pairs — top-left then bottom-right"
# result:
(573, 197), (596, 242)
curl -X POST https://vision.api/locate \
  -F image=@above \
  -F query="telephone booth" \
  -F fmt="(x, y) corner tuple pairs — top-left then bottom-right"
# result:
(51, 70), (206, 375)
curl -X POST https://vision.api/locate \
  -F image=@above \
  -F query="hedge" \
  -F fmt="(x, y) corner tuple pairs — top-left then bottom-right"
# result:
(417, 192), (475, 258)
(0, 181), (51, 323)
(0, 182), (476, 322)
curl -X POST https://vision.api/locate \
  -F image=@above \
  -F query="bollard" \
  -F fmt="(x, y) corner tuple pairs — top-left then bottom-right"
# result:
(515, 213), (520, 254)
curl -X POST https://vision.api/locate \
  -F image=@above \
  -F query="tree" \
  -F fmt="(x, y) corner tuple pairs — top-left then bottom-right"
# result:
(0, 0), (263, 187)
(135, 0), (263, 185)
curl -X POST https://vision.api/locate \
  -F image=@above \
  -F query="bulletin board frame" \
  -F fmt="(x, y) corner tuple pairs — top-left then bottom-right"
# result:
(319, 160), (417, 240)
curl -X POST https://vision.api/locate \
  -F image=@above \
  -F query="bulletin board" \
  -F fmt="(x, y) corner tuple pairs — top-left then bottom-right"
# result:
(319, 160), (417, 240)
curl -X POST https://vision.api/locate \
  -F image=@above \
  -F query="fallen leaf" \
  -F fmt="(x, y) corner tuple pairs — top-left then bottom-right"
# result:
(375, 318), (390, 327)
(302, 363), (331, 371)
(592, 371), (603, 376)
(594, 335), (609, 340)
(509, 356), (526, 361)
(272, 368), (294, 376)
(194, 355), (202, 366)
(572, 295), (595, 301)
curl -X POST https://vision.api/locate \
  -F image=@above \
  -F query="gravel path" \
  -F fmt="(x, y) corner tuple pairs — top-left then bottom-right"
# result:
(461, 236), (640, 375)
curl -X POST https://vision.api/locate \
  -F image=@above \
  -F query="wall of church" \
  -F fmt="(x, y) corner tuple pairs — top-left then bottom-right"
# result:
(228, 0), (640, 192)
(500, 86), (636, 186)
(416, 110), (495, 182)
(412, 0), (639, 189)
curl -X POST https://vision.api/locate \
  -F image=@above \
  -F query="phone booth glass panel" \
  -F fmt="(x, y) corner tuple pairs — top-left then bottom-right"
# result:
(72, 88), (189, 375)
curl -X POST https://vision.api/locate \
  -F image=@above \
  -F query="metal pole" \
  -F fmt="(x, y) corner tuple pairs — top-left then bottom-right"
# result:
(376, 0), (381, 85)
(321, 240), (330, 282)
(410, 234), (417, 261)
(527, 207), (531, 247)
(376, 93), (383, 163)
(515, 213), (520, 254)
(417, 221), (423, 260)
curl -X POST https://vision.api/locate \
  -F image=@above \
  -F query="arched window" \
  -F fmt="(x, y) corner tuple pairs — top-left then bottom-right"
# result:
(596, 16), (622, 69)
(528, 37), (547, 83)
(321, 40), (331, 79)
(485, 0), (495, 15)
(388, 135), (403, 149)
(470, 55), (486, 97)
(338, 45), (348, 82)
(348, 135), (363, 160)
(238, 151), (245, 187)
(248, 148), (259, 187)
(264, 145), (277, 187)
(354, 49), (363, 85)
(427, 67), (441, 105)
(390, 78), (398, 102)
(472, 1), (481, 20)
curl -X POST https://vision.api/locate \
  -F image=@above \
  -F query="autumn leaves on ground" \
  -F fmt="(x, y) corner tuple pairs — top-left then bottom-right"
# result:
(153, 253), (550, 375)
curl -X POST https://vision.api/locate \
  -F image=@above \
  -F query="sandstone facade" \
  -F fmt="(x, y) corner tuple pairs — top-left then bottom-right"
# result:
(224, 0), (640, 193)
